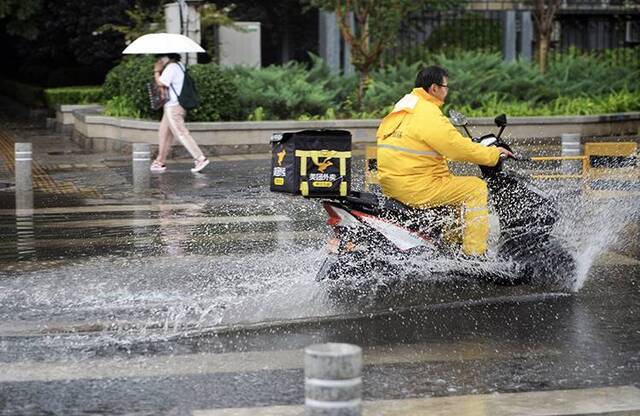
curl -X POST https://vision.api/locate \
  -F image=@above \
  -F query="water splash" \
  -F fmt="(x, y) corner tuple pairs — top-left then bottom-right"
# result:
(554, 190), (638, 291)
(319, 177), (638, 294)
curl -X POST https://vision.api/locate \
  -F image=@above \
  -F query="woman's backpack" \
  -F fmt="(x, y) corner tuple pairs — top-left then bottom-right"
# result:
(170, 64), (199, 110)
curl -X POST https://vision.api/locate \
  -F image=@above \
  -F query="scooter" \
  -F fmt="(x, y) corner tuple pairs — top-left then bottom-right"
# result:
(315, 112), (576, 287)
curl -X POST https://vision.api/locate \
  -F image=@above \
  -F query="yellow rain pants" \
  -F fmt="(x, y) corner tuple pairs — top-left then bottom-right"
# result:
(376, 88), (500, 255)
(419, 176), (490, 255)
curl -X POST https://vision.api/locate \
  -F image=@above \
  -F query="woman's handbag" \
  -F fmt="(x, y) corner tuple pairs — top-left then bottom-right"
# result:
(147, 82), (168, 110)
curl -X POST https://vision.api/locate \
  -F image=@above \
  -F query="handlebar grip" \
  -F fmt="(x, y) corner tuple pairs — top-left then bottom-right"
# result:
(511, 154), (531, 161)
(499, 153), (530, 161)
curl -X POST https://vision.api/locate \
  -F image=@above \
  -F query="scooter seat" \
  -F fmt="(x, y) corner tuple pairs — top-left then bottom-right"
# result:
(342, 191), (380, 214)
(383, 198), (452, 218)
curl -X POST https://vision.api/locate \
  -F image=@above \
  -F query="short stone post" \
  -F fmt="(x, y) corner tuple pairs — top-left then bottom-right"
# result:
(15, 143), (32, 193)
(561, 133), (582, 174)
(305, 343), (362, 416)
(132, 143), (150, 192)
(14, 143), (34, 258)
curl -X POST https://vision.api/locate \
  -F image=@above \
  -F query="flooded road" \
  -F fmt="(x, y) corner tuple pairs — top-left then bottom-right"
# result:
(0, 121), (639, 415)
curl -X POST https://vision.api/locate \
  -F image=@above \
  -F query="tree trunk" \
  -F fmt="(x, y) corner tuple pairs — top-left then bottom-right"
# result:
(538, 35), (549, 73)
(356, 68), (369, 112)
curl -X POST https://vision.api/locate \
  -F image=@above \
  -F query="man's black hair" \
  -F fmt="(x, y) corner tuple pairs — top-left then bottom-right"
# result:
(415, 66), (448, 92)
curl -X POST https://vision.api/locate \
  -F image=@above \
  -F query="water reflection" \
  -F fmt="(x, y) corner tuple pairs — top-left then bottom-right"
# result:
(159, 201), (187, 257)
(15, 188), (35, 261)
(132, 203), (149, 254)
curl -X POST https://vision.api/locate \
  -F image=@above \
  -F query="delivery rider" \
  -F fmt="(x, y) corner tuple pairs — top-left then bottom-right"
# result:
(376, 66), (514, 256)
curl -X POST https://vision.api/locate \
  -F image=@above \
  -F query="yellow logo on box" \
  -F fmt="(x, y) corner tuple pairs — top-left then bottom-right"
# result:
(274, 177), (284, 185)
(277, 149), (286, 166)
(312, 181), (332, 188)
(313, 157), (333, 173)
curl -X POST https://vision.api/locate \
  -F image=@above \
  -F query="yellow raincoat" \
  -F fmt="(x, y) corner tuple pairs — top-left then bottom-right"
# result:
(376, 88), (501, 255)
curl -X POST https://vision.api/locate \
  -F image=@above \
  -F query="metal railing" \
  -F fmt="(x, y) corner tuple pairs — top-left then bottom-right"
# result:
(387, 0), (640, 66)
(363, 142), (640, 197)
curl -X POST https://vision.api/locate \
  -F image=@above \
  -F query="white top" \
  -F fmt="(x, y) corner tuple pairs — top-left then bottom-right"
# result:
(159, 62), (185, 107)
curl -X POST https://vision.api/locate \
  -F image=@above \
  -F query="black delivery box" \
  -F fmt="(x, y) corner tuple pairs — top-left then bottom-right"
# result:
(270, 129), (352, 197)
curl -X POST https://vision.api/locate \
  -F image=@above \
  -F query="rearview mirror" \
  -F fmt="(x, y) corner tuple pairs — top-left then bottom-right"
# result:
(494, 114), (507, 127)
(449, 109), (468, 127)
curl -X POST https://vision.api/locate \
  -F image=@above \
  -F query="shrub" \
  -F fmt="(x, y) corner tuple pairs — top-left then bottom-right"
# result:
(187, 64), (241, 122)
(455, 89), (640, 117)
(228, 60), (339, 120)
(102, 57), (240, 121)
(306, 53), (358, 110)
(103, 95), (141, 119)
(102, 55), (155, 119)
(44, 86), (103, 109)
(361, 61), (422, 115)
(545, 52), (637, 98)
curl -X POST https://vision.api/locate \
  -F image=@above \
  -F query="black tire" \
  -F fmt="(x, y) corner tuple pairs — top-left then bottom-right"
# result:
(316, 252), (401, 283)
(510, 239), (576, 288)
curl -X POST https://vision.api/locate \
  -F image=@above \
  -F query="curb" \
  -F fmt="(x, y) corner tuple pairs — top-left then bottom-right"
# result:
(55, 105), (640, 155)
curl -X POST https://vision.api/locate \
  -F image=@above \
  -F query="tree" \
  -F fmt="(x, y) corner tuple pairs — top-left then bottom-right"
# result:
(309, 0), (418, 110)
(95, 2), (165, 44)
(532, 0), (562, 73)
(0, 0), (43, 39)
(1, 0), (137, 85)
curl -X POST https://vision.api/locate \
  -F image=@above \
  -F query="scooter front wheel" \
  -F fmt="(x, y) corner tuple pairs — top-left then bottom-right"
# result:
(315, 253), (367, 282)
(315, 252), (400, 283)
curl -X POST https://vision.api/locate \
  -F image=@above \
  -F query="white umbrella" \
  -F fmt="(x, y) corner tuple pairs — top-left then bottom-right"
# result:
(122, 33), (205, 54)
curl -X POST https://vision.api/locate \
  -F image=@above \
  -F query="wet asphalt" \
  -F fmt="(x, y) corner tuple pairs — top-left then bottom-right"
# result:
(0, 118), (639, 415)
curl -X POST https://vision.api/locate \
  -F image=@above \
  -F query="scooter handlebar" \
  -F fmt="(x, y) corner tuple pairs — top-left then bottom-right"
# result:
(501, 153), (531, 161)
(514, 154), (531, 161)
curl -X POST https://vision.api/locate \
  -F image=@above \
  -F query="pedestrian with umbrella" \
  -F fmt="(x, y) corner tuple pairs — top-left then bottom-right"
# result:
(123, 33), (210, 173)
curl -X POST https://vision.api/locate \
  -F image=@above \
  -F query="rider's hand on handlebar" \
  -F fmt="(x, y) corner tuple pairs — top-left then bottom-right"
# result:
(497, 147), (515, 159)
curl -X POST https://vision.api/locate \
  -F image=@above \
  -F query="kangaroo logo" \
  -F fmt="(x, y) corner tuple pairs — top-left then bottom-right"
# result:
(276, 149), (286, 166)
(314, 158), (334, 173)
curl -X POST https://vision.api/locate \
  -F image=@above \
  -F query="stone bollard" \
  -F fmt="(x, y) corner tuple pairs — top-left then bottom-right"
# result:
(14, 143), (32, 192)
(132, 143), (151, 192)
(561, 133), (582, 175)
(305, 343), (362, 416)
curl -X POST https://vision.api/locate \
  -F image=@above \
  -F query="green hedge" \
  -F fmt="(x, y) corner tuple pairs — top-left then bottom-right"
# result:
(0, 78), (45, 108)
(102, 55), (156, 119)
(187, 64), (240, 122)
(102, 56), (240, 121)
(44, 86), (103, 109)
